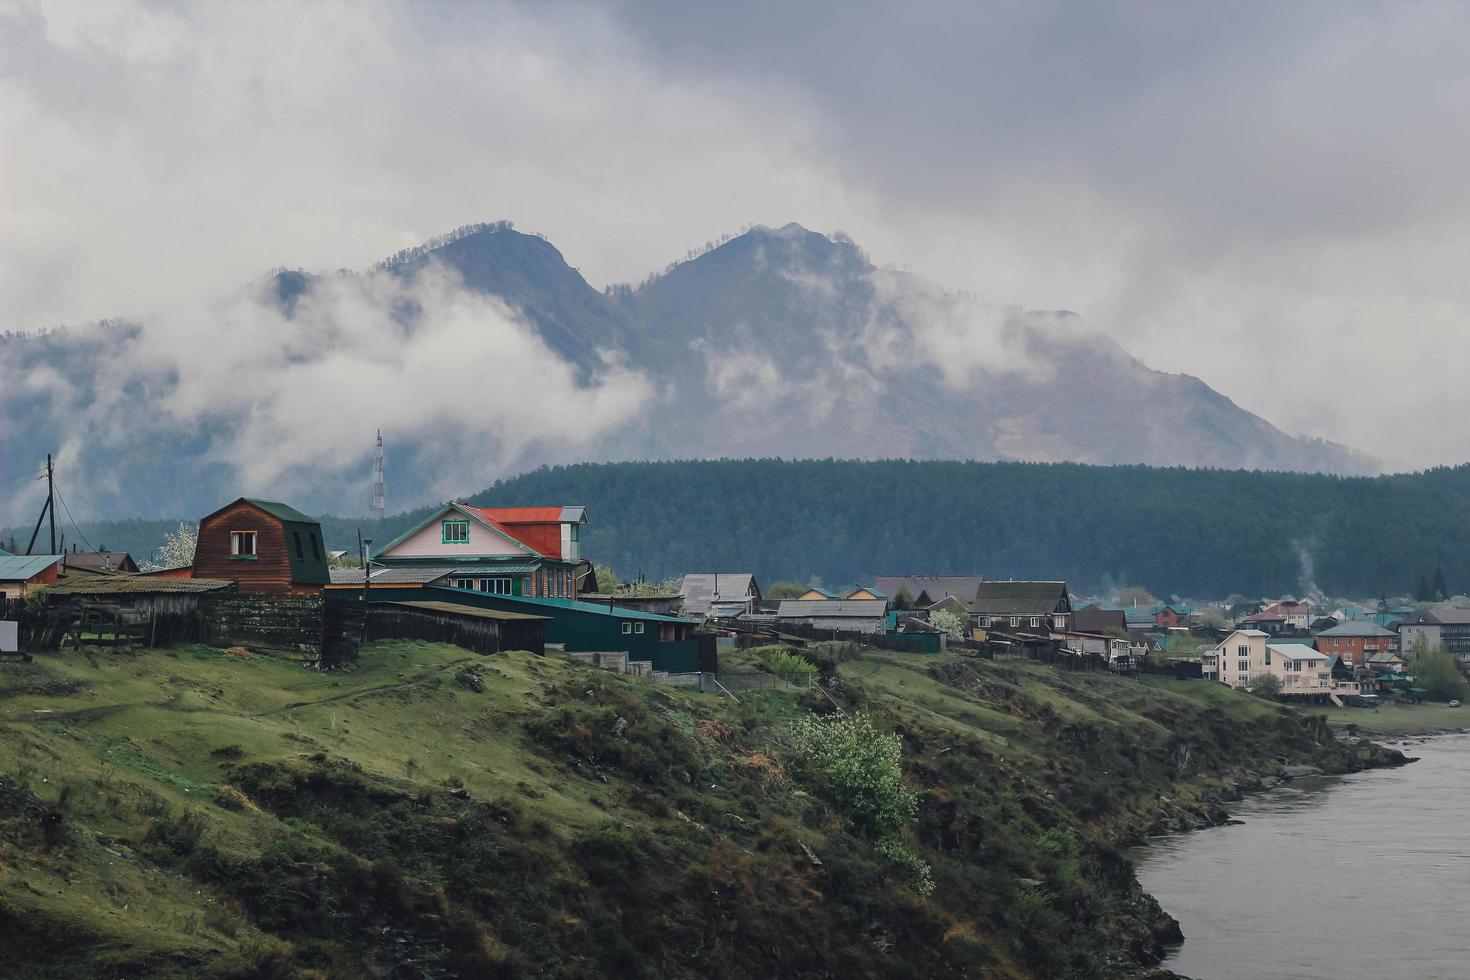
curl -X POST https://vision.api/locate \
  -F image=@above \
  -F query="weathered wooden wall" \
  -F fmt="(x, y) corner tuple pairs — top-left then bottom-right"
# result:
(201, 594), (324, 659)
(364, 606), (545, 656)
(193, 501), (296, 593)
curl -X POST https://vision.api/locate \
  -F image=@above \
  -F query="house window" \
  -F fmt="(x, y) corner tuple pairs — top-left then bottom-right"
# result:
(1237, 645), (1249, 657)
(1238, 660), (1250, 672)
(621, 621), (632, 635)
(293, 531), (304, 560)
(1030, 617), (1041, 628)
(442, 520), (470, 544)
(1264, 648), (1271, 666)
(1010, 616), (1020, 627)
(479, 577), (511, 595)
(230, 531), (257, 557)
(455, 577), (474, 590)
(634, 622), (645, 634)
(1053, 615), (1065, 629)
(309, 533), (322, 561)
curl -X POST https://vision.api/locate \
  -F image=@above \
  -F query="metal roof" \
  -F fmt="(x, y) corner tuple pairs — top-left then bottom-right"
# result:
(428, 587), (694, 623)
(241, 498), (320, 524)
(680, 573), (758, 614)
(874, 576), (984, 604)
(971, 581), (1069, 615)
(0, 555), (62, 580)
(1268, 643), (1326, 661)
(1317, 621), (1396, 637)
(329, 565), (461, 585)
(379, 601), (549, 622)
(776, 599), (888, 618)
(48, 576), (235, 595)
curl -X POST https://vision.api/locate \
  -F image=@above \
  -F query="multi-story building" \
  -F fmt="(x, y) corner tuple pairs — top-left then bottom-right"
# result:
(1314, 621), (1398, 666)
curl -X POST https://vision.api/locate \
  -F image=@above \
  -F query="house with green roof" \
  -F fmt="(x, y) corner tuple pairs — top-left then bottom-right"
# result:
(193, 498), (329, 594)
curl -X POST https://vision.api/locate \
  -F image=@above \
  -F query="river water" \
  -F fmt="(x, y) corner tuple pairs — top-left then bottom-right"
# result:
(1134, 733), (1470, 980)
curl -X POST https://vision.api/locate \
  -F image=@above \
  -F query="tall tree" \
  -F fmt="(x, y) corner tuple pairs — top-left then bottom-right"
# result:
(1432, 567), (1449, 601)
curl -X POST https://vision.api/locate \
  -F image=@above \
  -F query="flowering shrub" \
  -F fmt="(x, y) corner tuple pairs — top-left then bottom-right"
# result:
(928, 608), (968, 641)
(790, 711), (934, 895)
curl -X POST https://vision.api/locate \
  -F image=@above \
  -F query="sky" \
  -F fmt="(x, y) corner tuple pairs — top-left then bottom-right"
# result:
(4, 0), (1470, 472)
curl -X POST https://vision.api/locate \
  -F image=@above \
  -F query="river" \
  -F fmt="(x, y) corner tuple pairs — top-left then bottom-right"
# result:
(1133, 733), (1470, 980)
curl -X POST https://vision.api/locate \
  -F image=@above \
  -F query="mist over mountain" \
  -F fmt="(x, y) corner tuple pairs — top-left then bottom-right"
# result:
(0, 222), (1371, 525)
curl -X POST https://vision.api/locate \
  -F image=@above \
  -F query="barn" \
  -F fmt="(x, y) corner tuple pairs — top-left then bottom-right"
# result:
(193, 498), (330, 595)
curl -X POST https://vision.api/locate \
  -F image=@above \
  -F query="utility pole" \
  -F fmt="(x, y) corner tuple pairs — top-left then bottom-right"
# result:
(372, 430), (385, 522)
(24, 454), (56, 556)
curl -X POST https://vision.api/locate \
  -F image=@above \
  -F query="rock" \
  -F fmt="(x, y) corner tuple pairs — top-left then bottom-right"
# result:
(1282, 765), (1324, 779)
(1259, 776), (1281, 789)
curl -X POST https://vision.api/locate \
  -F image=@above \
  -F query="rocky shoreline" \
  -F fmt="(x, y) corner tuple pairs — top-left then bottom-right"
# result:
(1120, 728), (1414, 978)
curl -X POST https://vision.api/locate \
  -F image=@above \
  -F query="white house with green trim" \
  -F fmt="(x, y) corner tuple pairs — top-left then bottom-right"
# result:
(372, 502), (588, 600)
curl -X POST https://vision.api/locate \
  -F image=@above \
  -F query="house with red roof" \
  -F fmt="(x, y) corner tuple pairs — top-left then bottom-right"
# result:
(371, 502), (588, 600)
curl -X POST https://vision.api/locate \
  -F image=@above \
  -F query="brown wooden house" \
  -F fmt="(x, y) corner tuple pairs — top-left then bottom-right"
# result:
(193, 498), (330, 595)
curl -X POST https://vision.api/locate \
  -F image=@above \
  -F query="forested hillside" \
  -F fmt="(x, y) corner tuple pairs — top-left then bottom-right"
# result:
(20, 459), (1468, 598)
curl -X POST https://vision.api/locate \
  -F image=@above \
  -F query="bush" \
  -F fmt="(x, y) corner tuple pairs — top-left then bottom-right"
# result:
(929, 608), (967, 641)
(758, 648), (817, 684)
(1411, 646), (1469, 702)
(1250, 674), (1282, 699)
(790, 711), (933, 894)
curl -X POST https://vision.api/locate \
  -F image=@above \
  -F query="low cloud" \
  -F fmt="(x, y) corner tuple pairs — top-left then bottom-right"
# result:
(9, 262), (653, 516)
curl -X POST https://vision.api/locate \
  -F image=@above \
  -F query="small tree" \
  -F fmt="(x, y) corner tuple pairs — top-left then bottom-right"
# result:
(791, 711), (933, 895)
(892, 586), (915, 611)
(1250, 674), (1282, 700)
(142, 522), (197, 571)
(928, 607), (968, 641)
(1411, 645), (1468, 702)
(766, 581), (808, 600)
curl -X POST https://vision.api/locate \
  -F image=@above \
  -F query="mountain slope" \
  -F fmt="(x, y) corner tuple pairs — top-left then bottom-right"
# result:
(0, 222), (1371, 525)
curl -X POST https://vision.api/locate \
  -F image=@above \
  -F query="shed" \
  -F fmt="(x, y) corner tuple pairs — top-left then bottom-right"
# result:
(328, 584), (704, 673)
(193, 498), (330, 594)
(774, 599), (888, 633)
(0, 555), (63, 599)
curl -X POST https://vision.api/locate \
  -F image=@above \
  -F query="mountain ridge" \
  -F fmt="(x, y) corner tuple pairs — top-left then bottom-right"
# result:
(0, 220), (1372, 525)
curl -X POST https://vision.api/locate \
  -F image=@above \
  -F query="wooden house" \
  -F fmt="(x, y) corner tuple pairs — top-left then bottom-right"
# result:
(193, 498), (330, 595)
(970, 581), (1072, 632)
(372, 502), (588, 600)
(60, 550), (140, 574)
(680, 573), (761, 617)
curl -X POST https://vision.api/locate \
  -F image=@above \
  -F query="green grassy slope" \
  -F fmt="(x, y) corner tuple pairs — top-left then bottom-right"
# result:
(0, 643), (1404, 979)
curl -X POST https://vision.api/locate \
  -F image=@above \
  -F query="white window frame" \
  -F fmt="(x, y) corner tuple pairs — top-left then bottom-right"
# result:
(442, 520), (470, 544)
(1010, 616), (1020, 628)
(634, 622), (645, 634)
(455, 577), (474, 590)
(230, 530), (257, 557)
(620, 621), (633, 635)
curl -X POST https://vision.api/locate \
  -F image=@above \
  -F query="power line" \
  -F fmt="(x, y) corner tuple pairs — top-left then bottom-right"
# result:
(0, 466), (46, 486)
(53, 482), (96, 553)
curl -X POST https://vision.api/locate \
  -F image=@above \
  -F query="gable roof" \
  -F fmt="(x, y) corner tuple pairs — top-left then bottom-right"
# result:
(679, 574), (759, 615)
(475, 505), (586, 524)
(848, 587), (886, 599)
(971, 581), (1069, 615)
(241, 498), (319, 524)
(62, 551), (139, 573)
(1317, 621), (1397, 637)
(1268, 643), (1326, 661)
(0, 555), (62, 581)
(776, 599), (888, 618)
(373, 502), (540, 559)
(1073, 605), (1127, 634)
(874, 576), (984, 605)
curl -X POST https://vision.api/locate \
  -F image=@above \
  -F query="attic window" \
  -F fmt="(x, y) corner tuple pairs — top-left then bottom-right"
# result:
(309, 533), (322, 561)
(293, 532), (304, 560)
(230, 531), (257, 558)
(442, 520), (470, 544)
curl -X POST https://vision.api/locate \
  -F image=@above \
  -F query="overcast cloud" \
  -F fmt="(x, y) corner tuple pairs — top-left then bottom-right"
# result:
(5, 0), (1470, 471)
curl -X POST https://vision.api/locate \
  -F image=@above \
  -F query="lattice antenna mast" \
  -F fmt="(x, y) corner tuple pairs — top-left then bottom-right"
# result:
(372, 430), (385, 521)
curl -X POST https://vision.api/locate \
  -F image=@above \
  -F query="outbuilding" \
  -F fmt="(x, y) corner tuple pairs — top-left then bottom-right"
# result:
(193, 498), (330, 595)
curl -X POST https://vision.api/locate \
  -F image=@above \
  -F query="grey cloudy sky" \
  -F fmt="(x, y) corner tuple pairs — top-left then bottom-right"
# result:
(5, 0), (1470, 470)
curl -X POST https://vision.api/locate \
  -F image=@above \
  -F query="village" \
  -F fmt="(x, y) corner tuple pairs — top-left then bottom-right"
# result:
(3, 492), (1466, 715)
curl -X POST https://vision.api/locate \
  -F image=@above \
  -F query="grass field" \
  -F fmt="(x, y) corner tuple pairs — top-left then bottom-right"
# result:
(0, 641), (1407, 979)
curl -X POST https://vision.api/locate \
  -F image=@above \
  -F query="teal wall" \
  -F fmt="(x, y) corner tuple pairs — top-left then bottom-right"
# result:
(329, 585), (701, 672)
